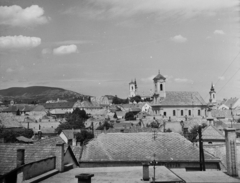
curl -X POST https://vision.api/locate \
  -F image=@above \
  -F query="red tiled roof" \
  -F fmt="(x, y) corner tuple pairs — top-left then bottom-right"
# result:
(81, 132), (217, 162)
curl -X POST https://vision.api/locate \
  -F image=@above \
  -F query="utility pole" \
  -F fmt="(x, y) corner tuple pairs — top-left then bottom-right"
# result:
(198, 125), (205, 171)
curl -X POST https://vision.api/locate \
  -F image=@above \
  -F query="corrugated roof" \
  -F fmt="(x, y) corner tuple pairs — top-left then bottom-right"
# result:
(81, 132), (216, 162)
(153, 91), (206, 106)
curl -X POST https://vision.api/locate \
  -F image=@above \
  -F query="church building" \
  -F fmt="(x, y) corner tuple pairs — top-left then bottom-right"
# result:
(151, 70), (207, 117)
(129, 79), (137, 97)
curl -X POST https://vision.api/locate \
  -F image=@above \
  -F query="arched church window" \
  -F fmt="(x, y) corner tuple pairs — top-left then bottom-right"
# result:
(160, 84), (163, 91)
(173, 110), (176, 116)
(188, 110), (191, 116)
(132, 86), (134, 90)
(181, 110), (184, 116)
(213, 94), (215, 99)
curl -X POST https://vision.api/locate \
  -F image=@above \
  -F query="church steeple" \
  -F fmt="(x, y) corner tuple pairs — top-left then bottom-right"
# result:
(209, 82), (216, 103)
(153, 70), (166, 104)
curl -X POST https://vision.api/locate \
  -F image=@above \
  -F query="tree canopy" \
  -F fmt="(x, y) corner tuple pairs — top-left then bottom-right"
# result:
(55, 108), (89, 134)
(112, 96), (129, 104)
(0, 127), (34, 143)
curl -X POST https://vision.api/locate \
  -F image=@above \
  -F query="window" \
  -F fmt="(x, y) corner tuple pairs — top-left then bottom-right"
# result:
(213, 94), (215, 99)
(198, 110), (201, 116)
(160, 84), (163, 91)
(173, 110), (176, 116)
(188, 110), (191, 116)
(163, 112), (167, 116)
(132, 86), (134, 90)
(181, 110), (184, 116)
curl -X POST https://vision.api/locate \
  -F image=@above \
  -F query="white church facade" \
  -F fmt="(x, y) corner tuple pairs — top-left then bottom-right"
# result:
(151, 70), (208, 118)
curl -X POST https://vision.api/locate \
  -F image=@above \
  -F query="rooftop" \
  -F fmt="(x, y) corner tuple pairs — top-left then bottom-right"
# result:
(81, 132), (217, 162)
(153, 91), (206, 106)
(39, 166), (183, 183)
(40, 166), (240, 183)
(196, 125), (225, 140)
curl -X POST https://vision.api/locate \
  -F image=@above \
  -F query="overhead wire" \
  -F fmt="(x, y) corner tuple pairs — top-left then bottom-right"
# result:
(204, 50), (240, 100)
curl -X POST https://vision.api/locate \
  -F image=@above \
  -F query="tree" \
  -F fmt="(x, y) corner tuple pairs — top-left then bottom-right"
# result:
(130, 95), (142, 103)
(125, 112), (136, 121)
(96, 120), (113, 130)
(55, 108), (88, 134)
(187, 123), (207, 142)
(75, 130), (94, 145)
(113, 112), (118, 119)
(0, 127), (34, 143)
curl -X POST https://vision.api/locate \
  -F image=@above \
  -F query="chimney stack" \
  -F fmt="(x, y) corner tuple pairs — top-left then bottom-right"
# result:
(56, 143), (64, 172)
(224, 128), (238, 177)
(17, 149), (25, 167)
(72, 132), (77, 146)
(142, 163), (150, 181)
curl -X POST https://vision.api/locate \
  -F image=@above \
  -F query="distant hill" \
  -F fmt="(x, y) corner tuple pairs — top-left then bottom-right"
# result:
(0, 86), (89, 103)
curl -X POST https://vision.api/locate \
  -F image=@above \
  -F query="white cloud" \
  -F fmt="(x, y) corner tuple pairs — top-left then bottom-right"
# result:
(6, 68), (13, 73)
(214, 30), (225, 35)
(170, 35), (187, 43)
(218, 76), (225, 80)
(69, 0), (238, 19)
(0, 5), (49, 27)
(0, 35), (41, 49)
(175, 78), (193, 83)
(53, 45), (78, 55)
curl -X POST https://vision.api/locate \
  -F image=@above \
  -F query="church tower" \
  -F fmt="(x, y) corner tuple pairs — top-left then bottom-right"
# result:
(209, 83), (216, 103)
(129, 79), (137, 97)
(153, 70), (166, 104)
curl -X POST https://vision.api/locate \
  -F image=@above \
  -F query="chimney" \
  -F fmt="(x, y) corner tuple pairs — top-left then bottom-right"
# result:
(91, 122), (94, 137)
(17, 149), (25, 167)
(72, 132), (77, 146)
(56, 143), (64, 172)
(38, 130), (42, 140)
(142, 163), (150, 181)
(104, 126), (106, 134)
(224, 128), (238, 177)
(75, 174), (94, 183)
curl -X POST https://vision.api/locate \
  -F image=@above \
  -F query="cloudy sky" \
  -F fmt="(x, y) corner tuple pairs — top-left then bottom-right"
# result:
(0, 0), (239, 100)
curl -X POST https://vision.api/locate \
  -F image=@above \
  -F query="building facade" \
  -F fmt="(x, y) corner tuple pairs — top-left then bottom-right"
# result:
(151, 71), (207, 117)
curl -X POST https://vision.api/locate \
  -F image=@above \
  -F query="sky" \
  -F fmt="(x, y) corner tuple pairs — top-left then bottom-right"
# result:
(0, 0), (239, 101)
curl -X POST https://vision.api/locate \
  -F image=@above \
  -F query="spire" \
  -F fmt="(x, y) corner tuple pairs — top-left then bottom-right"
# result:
(210, 82), (215, 92)
(135, 78), (137, 89)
